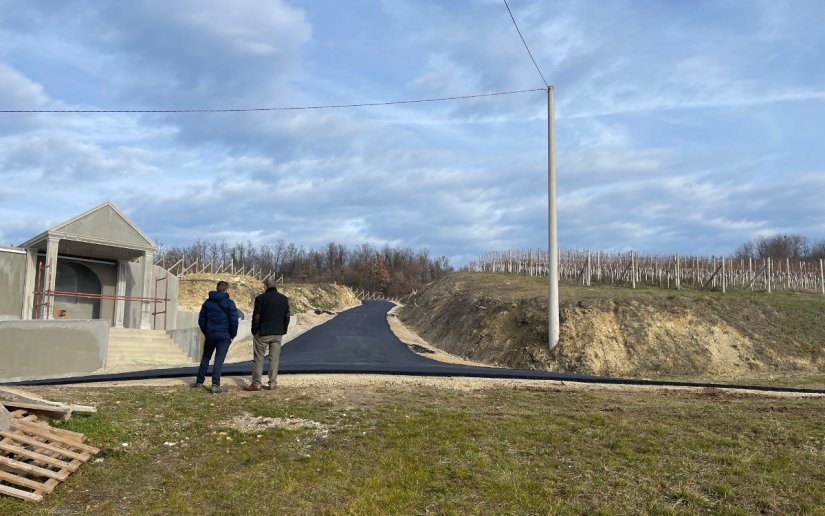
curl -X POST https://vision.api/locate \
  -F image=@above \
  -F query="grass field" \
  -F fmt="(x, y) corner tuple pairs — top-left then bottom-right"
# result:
(2, 380), (824, 514)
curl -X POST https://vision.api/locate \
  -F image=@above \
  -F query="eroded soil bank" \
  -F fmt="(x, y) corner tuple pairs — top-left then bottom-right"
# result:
(399, 272), (825, 385)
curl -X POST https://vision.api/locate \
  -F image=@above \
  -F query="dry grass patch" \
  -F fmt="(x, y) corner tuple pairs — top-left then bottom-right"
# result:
(1, 381), (823, 514)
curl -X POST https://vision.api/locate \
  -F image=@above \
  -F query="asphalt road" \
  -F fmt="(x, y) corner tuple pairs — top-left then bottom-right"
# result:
(7, 300), (825, 394)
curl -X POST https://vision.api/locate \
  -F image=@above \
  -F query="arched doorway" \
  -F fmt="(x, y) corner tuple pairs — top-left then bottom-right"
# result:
(53, 261), (102, 319)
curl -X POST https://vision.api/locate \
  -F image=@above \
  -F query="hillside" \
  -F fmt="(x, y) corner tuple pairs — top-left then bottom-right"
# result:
(176, 274), (359, 315)
(399, 272), (825, 386)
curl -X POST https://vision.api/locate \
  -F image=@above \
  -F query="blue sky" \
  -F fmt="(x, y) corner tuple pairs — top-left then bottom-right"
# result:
(1, 0), (823, 266)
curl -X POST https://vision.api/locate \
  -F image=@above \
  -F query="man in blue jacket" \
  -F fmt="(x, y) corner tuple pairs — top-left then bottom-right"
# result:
(193, 280), (239, 393)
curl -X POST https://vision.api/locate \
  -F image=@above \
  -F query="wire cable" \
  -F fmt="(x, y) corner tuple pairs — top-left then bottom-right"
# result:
(502, 0), (549, 88)
(0, 88), (545, 114)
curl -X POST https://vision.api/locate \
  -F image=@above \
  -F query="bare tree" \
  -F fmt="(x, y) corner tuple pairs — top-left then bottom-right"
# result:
(735, 233), (809, 259)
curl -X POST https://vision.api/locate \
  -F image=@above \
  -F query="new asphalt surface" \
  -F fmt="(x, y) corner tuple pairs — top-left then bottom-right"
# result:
(7, 300), (825, 394)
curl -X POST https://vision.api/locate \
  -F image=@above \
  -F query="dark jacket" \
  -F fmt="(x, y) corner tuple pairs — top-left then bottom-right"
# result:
(252, 287), (291, 336)
(198, 290), (239, 339)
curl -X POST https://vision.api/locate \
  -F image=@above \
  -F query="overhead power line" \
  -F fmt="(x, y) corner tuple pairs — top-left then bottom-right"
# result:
(502, 0), (549, 87)
(0, 88), (545, 114)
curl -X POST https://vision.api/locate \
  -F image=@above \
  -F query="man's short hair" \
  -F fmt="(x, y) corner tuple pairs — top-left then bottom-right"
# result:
(216, 281), (229, 291)
(263, 276), (279, 289)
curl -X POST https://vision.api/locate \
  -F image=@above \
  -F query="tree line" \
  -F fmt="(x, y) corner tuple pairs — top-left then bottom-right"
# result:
(156, 239), (452, 297)
(734, 233), (825, 260)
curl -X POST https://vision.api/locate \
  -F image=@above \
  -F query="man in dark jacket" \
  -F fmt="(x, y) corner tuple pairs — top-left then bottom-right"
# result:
(243, 276), (290, 391)
(194, 280), (239, 393)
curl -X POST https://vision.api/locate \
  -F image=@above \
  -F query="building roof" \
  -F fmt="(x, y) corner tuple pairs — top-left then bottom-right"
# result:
(19, 202), (157, 261)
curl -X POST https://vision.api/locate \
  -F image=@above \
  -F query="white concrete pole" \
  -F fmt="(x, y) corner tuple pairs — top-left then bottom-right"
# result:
(820, 258), (824, 295)
(114, 260), (127, 328)
(43, 236), (60, 319)
(139, 251), (154, 329)
(547, 86), (560, 350)
(767, 257), (772, 294)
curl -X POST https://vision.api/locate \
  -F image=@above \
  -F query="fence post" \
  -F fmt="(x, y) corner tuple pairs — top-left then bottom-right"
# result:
(631, 251), (636, 289)
(767, 257), (772, 294)
(785, 257), (790, 290)
(676, 254), (681, 290)
(820, 259), (824, 295)
(586, 251), (591, 286)
(722, 256), (726, 293)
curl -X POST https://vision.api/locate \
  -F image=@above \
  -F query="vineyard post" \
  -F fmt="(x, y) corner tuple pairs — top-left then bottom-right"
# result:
(722, 256), (726, 293)
(586, 250), (591, 286)
(767, 257), (772, 294)
(676, 254), (681, 290)
(547, 85), (560, 350)
(631, 251), (636, 289)
(820, 259), (824, 295)
(786, 257), (790, 289)
(597, 251), (602, 282)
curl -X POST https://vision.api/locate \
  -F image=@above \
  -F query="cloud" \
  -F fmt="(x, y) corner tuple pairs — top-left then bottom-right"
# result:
(0, 63), (54, 134)
(1, 0), (824, 266)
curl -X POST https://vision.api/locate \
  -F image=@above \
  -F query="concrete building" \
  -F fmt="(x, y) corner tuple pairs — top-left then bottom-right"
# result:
(0, 202), (192, 382)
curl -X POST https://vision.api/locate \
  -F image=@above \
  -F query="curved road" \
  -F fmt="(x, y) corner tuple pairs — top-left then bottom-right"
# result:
(7, 300), (825, 394)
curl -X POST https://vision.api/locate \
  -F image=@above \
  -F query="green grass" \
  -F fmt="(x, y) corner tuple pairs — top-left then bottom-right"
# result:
(2, 383), (824, 514)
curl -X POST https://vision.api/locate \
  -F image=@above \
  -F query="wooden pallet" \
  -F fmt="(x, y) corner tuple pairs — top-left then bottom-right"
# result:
(0, 409), (100, 502)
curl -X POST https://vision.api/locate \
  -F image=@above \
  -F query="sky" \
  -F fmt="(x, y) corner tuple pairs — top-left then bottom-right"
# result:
(1, 0), (824, 266)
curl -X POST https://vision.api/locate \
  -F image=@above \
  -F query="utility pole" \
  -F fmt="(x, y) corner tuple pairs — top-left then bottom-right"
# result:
(547, 85), (559, 350)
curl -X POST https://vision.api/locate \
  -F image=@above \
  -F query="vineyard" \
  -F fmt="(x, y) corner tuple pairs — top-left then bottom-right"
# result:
(471, 250), (825, 295)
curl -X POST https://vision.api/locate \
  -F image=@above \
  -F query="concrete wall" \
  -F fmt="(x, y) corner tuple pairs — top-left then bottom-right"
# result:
(123, 263), (178, 330)
(0, 319), (109, 382)
(171, 310), (250, 360)
(0, 248), (26, 319)
(155, 266), (179, 330)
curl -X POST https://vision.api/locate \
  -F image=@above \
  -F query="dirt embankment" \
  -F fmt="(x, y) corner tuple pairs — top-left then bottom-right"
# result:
(176, 274), (360, 315)
(399, 272), (825, 382)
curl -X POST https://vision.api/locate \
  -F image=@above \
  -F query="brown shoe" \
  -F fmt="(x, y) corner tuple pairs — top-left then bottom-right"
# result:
(243, 384), (261, 392)
(262, 383), (277, 390)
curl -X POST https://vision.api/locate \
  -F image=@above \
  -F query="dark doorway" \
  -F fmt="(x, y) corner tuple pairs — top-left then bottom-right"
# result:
(54, 261), (102, 319)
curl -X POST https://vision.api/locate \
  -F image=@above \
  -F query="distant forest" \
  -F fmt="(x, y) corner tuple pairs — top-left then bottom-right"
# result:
(155, 239), (452, 297)
(734, 233), (825, 260)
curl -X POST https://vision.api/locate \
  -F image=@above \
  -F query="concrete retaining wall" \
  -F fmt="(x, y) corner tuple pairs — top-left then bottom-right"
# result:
(171, 311), (251, 360)
(0, 247), (26, 319)
(123, 263), (179, 330)
(0, 319), (109, 382)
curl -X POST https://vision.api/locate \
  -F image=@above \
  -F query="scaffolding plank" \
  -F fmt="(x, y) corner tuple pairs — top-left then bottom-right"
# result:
(0, 401), (72, 419)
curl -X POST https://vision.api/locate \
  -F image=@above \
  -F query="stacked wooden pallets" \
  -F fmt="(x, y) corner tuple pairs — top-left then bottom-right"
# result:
(0, 392), (100, 502)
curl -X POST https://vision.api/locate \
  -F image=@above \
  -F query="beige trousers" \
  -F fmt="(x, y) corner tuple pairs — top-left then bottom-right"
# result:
(251, 333), (283, 386)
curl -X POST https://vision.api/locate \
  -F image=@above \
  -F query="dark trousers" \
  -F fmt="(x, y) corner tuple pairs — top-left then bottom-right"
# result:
(196, 333), (231, 386)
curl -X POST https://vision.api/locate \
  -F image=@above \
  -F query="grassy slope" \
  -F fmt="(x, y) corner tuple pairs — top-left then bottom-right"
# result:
(1, 384), (824, 515)
(399, 272), (825, 387)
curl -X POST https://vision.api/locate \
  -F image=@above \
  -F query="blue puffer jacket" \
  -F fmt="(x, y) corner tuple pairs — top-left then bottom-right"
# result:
(198, 291), (239, 339)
